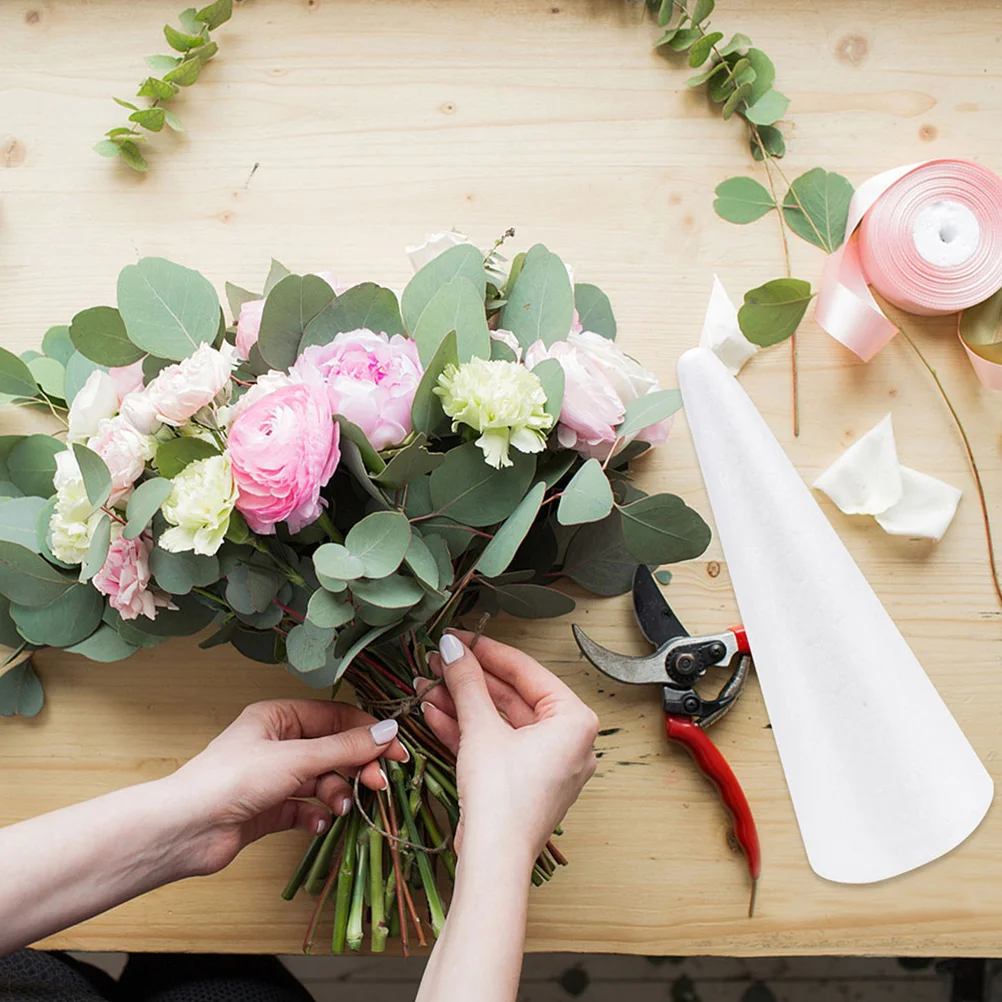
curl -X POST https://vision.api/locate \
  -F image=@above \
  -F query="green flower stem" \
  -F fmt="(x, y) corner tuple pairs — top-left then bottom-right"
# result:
(281, 831), (325, 900)
(389, 761), (447, 937)
(369, 827), (389, 953)
(302, 837), (347, 955)
(331, 809), (361, 954)
(376, 789), (411, 956)
(419, 801), (456, 879)
(345, 828), (369, 952)
(317, 509), (343, 544)
(425, 762), (459, 802)
(304, 813), (347, 896)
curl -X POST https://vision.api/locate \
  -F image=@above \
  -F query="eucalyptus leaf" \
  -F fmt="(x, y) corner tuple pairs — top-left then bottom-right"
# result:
(0, 661), (44, 717)
(225, 283), (259, 322)
(195, 0), (232, 30)
(314, 543), (365, 582)
(136, 77), (176, 100)
(573, 284), (617, 339)
(619, 493), (711, 565)
(257, 274), (335, 370)
(722, 82), (753, 119)
(0, 496), (47, 550)
(80, 514), (111, 582)
(500, 244), (575, 349)
(145, 54), (182, 73)
(403, 532), (439, 590)
(301, 283), (403, 352)
(0, 347), (39, 399)
(124, 478), (173, 539)
(692, 0), (714, 22)
(263, 259), (291, 296)
(156, 437), (219, 478)
(782, 168), (855, 253)
(72, 444), (112, 508)
(306, 589), (355, 630)
(557, 459), (614, 526)
(27, 357), (65, 401)
(11, 584), (103, 647)
(429, 441), (535, 527)
(492, 582), (575, 620)
(562, 510), (637, 596)
(232, 626), (279, 664)
(424, 534), (454, 588)
(476, 481), (546, 578)
(411, 277), (489, 366)
(374, 435), (445, 488)
(616, 389), (683, 442)
(751, 124), (786, 161)
(225, 563), (281, 614)
(41, 326), (75, 366)
(744, 88), (790, 126)
(345, 510), (411, 579)
(118, 258), (220, 361)
(713, 176), (775, 224)
(744, 48), (775, 104)
(164, 57), (202, 86)
(410, 330), (457, 437)
(163, 23), (204, 51)
(737, 278), (814, 346)
(8, 436), (63, 498)
(286, 621), (336, 672)
(718, 32), (752, 56)
(129, 107), (166, 132)
(116, 141), (149, 172)
(64, 352), (105, 405)
(66, 623), (139, 662)
(686, 60), (729, 88)
(150, 547), (219, 595)
(688, 31), (723, 67)
(325, 622), (398, 686)
(350, 574), (424, 610)
(335, 417), (385, 475)
(401, 244), (486, 335)
(94, 140), (121, 158)
(531, 359), (565, 423)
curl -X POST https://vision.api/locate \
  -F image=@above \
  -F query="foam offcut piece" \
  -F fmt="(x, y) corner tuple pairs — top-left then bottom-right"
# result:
(677, 346), (993, 884)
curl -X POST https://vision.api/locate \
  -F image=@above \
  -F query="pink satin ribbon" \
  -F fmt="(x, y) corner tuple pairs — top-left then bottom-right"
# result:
(815, 159), (1002, 387)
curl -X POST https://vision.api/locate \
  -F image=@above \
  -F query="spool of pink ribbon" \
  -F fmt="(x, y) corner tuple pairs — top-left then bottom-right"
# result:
(815, 158), (1002, 388)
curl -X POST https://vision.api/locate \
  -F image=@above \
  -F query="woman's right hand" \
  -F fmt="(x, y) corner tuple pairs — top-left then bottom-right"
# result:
(420, 629), (600, 864)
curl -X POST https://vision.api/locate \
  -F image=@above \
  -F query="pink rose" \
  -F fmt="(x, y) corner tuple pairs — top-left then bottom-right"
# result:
(87, 416), (156, 504)
(236, 299), (265, 360)
(293, 330), (423, 450)
(93, 534), (172, 621)
(108, 360), (145, 401)
(142, 343), (238, 428)
(525, 330), (673, 460)
(227, 383), (341, 534)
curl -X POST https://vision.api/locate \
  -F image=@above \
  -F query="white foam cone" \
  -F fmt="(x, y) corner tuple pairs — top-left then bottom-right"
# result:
(677, 346), (993, 884)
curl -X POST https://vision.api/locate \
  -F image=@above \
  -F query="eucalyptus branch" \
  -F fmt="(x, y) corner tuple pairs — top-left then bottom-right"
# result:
(95, 0), (232, 171)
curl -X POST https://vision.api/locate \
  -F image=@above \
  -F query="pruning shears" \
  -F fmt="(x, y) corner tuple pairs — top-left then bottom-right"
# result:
(573, 565), (761, 916)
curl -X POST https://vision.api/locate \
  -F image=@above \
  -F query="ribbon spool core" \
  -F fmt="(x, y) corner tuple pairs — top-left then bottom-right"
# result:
(912, 200), (979, 268)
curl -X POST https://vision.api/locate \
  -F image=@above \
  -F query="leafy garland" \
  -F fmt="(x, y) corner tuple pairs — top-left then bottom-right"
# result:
(94, 0), (232, 172)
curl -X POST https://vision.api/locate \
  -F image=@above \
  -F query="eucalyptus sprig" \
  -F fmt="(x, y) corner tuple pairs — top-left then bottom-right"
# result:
(94, 0), (233, 172)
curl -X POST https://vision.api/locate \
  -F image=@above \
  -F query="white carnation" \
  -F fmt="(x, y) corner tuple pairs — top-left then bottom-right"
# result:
(160, 454), (238, 556)
(49, 450), (104, 564)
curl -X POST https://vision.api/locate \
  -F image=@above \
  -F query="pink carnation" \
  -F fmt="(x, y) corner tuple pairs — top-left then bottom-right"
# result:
(293, 330), (423, 450)
(235, 299), (265, 360)
(227, 383), (341, 534)
(93, 534), (172, 621)
(87, 416), (155, 504)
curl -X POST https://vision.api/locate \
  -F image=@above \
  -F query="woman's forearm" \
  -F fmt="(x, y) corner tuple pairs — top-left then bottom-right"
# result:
(0, 775), (203, 954)
(416, 827), (535, 1002)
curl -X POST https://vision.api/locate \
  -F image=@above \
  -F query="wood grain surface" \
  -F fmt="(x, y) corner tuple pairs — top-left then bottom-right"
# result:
(1, 0), (1001, 957)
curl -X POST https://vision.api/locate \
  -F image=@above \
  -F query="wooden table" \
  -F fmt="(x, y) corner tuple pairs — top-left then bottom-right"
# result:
(1, 0), (1001, 958)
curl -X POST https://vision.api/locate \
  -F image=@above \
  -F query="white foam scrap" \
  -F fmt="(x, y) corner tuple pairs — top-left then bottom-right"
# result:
(814, 414), (962, 541)
(405, 231), (471, 273)
(699, 275), (758, 376)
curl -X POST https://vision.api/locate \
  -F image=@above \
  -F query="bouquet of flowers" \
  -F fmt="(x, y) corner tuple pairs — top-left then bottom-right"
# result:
(0, 230), (710, 953)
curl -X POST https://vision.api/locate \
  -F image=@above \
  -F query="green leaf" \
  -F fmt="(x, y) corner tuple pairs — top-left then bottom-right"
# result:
(782, 168), (855, 253)
(476, 481), (546, 578)
(69, 306), (145, 367)
(66, 623), (139, 662)
(0, 496), (47, 550)
(722, 81), (753, 119)
(124, 478), (173, 539)
(286, 621), (336, 672)
(80, 513), (111, 582)
(71, 444), (111, 508)
(149, 548), (219, 594)
(263, 259), (290, 295)
(118, 257), (220, 361)
(116, 141), (149, 172)
(0, 347), (39, 399)
(335, 417), (385, 474)
(573, 284), (617, 339)
(500, 244), (575, 349)
(225, 282), (259, 321)
(708, 56), (743, 102)
(688, 31), (723, 67)
(345, 510), (411, 578)
(8, 436), (63, 498)
(163, 23), (204, 51)
(655, 569), (673, 585)
(557, 459), (614, 526)
(374, 435), (445, 489)
(143, 354), (172, 384)
(718, 32), (752, 56)
(164, 57), (202, 86)
(429, 441), (536, 528)
(195, 0), (233, 30)
(163, 108), (185, 132)
(155, 437), (219, 478)
(744, 88), (789, 126)
(619, 493), (711, 565)
(306, 589), (355, 630)
(562, 510), (637, 596)
(145, 54), (182, 73)
(411, 278), (489, 366)
(617, 388), (683, 441)
(257, 274), (335, 369)
(224, 563), (281, 614)
(137, 77), (176, 101)
(657, 0), (673, 26)
(113, 97), (139, 111)
(737, 278), (814, 346)
(350, 574), (424, 610)
(0, 661), (44, 717)
(664, 27), (701, 51)
(531, 358), (565, 423)
(402, 244), (486, 336)
(960, 287), (1002, 363)
(64, 352), (105, 405)
(178, 6), (204, 33)
(713, 176), (775, 224)
(751, 124), (785, 161)
(403, 532), (439, 590)
(744, 48), (775, 104)
(41, 326), (75, 366)
(129, 107), (166, 132)
(492, 582), (575, 619)
(686, 59), (728, 88)
(537, 450), (577, 490)
(326, 622), (398, 685)
(314, 542), (365, 582)
(300, 283), (403, 352)
(26, 357), (65, 401)
(691, 0), (714, 22)
(11, 583), (103, 646)
(95, 139), (122, 158)
(410, 330), (457, 437)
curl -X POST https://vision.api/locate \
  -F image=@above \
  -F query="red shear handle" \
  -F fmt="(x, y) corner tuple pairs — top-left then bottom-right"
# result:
(664, 714), (761, 882)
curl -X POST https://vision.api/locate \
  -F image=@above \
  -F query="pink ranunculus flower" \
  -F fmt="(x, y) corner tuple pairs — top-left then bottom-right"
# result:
(87, 415), (156, 504)
(235, 298), (265, 360)
(93, 533), (173, 621)
(525, 329), (673, 460)
(293, 329), (423, 451)
(227, 383), (341, 534)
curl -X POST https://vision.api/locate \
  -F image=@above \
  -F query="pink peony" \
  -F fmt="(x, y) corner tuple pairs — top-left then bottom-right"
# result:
(525, 330), (673, 460)
(293, 330), (423, 451)
(93, 534), (172, 621)
(227, 383), (341, 534)
(87, 415), (155, 504)
(235, 299), (265, 360)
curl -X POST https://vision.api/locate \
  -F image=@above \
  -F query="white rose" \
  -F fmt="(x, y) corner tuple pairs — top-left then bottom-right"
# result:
(118, 387), (161, 435)
(160, 454), (238, 556)
(405, 231), (471, 273)
(567, 329), (659, 403)
(143, 343), (239, 427)
(49, 450), (103, 564)
(87, 416), (157, 504)
(67, 370), (118, 444)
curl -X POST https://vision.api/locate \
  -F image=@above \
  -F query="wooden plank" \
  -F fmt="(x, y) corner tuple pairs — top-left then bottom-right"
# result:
(1, 0), (1002, 957)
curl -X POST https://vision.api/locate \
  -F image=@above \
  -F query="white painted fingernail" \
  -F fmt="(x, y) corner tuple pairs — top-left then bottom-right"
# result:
(379, 768), (389, 790)
(400, 744), (411, 763)
(337, 796), (353, 817)
(439, 633), (464, 664)
(370, 718), (398, 744)
(316, 818), (327, 834)
(420, 701), (435, 716)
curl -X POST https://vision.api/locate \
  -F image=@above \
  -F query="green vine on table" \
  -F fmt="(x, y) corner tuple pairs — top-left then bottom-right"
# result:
(94, 0), (232, 172)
